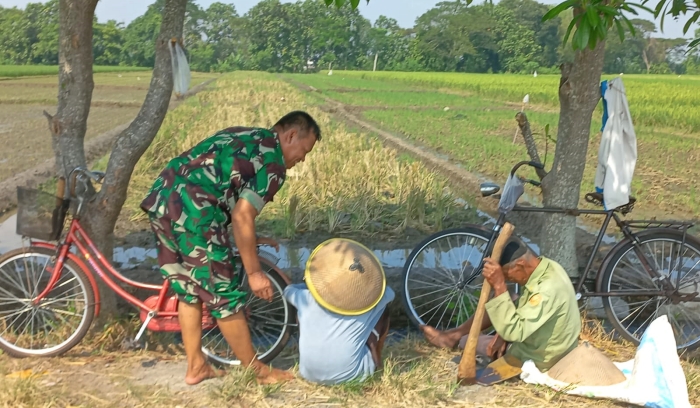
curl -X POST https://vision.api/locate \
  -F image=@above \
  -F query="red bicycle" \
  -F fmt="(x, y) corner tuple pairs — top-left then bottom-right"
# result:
(0, 167), (295, 365)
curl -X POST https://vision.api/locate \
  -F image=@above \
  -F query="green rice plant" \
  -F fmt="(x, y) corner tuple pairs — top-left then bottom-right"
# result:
(291, 70), (700, 132)
(0, 65), (151, 78)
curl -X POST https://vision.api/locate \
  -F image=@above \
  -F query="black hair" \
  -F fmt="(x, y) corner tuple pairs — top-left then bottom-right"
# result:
(499, 237), (531, 266)
(274, 110), (322, 141)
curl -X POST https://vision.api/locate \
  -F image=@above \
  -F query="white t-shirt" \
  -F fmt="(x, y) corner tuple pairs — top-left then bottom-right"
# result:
(283, 283), (395, 385)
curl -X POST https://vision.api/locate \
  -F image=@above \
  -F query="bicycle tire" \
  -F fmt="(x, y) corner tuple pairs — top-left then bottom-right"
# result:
(0, 246), (95, 358)
(202, 258), (294, 366)
(599, 230), (700, 351)
(402, 226), (497, 330)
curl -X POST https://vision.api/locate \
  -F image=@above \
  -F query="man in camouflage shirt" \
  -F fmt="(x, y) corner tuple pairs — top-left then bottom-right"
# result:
(141, 111), (321, 385)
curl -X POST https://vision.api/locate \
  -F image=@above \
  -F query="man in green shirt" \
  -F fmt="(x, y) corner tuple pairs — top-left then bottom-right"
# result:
(141, 111), (321, 385)
(420, 239), (581, 372)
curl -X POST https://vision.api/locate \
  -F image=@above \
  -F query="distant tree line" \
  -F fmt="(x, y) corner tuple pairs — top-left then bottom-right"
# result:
(1, 0), (698, 74)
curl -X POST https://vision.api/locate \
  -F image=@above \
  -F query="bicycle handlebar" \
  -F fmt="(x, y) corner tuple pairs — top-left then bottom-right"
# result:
(509, 160), (545, 176)
(68, 167), (106, 198)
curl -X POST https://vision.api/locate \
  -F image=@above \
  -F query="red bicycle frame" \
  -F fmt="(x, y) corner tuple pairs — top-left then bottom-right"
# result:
(29, 216), (292, 338)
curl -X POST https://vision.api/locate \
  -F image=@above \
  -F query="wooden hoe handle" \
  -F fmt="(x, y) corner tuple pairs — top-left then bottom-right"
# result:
(457, 222), (515, 384)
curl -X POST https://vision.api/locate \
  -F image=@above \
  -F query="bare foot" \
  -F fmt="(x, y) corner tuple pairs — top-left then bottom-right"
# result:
(253, 363), (295, 385)
(185, 361), (226, 385)
(419, 325), (461, 349)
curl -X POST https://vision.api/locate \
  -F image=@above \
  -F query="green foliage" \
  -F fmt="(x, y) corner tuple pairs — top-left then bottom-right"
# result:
(544, 0), (698, 53)
(0, 0), (696, 74)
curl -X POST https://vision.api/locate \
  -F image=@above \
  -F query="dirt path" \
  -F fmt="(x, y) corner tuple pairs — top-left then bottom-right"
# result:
(0, 77), (218, 216)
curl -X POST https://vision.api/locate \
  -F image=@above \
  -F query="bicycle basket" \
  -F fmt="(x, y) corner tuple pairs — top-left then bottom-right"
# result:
(15, 187), (70, 242)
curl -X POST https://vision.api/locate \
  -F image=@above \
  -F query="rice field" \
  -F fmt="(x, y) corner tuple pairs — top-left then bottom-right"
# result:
(314, 71), (700, 132)
(287, 71), (700, 220)
(126, 71), (479, 240)
(1, 71), (699, 408)
(0, 64), (149, 78)
(0, 71), (218, 182)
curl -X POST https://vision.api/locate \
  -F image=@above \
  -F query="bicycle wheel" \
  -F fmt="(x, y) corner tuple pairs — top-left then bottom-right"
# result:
(600, 230), (700, 351)
(201, 258), (294, 365)
(402, 226), (518, 331)
(0, 246), (95, 357)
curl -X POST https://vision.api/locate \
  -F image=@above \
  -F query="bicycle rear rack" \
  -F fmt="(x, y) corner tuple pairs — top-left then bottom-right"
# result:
(622, 220), (695, 231)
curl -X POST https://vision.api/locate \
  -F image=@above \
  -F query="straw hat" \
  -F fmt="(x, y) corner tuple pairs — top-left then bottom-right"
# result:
(304, 238), (386, 316)
(547, 341), (626, 386)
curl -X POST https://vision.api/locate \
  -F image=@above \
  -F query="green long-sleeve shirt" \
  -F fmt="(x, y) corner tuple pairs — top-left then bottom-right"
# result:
(485, 257), (581, 371)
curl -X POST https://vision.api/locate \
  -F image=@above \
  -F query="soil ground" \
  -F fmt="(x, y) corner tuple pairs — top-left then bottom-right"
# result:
(0, 71), (218, 184)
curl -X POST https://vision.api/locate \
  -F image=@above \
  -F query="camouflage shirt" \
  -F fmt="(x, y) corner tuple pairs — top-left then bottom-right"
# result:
(140, 127), (286, 235)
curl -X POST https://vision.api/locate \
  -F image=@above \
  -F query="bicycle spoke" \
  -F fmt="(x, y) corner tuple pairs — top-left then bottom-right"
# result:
(433, 239), (460, 284)
(445, 291), (461, 329)
(248, 313), (288, 327)
(42, 306), (82, 319)
(422, 290), (459, 327)
(409, 286), (453, 301)
(32, 259), (50, 298)
(406, 278), (448, 290)
(0, 262), (30, 298)
(675, 307), (700, 346)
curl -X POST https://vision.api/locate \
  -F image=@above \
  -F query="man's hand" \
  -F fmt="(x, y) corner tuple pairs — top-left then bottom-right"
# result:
(247, 270), (274, 302)
(232, 199), (273, 303)
(486, 334), (507, 360)
(483, 257), (507, 296)
(256, 236), (280, 252)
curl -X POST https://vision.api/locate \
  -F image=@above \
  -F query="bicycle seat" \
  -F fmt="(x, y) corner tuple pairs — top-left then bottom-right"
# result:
(585, 192), (636, 215)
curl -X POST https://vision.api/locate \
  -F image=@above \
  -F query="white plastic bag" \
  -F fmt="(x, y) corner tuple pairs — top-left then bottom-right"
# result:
(169, 41), (191, 97)
(520, 315), (691, 408)
(497, 173), (524, 214)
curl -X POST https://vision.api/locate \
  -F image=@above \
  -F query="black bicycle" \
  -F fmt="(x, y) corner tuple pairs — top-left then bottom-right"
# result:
(401, 160), (700, 352)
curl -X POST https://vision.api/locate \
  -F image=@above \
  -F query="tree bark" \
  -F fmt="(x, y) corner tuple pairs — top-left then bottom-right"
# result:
(539, 39), (606, 278)
(52, 0), (99, 179)
(49, 0), (187, 319)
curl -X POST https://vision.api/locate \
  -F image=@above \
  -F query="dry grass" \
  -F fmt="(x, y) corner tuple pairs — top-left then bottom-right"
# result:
(1, 316), (699, 407)
(126, 71), (476, 239)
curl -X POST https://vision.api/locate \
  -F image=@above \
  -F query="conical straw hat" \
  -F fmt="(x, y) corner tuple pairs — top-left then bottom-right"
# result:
(304, 238), (386, 316)
(547, 341), (626, 386)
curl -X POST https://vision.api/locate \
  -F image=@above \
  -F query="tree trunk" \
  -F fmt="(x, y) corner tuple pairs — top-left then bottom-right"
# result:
(539, 39), (606, 278)
(49, 0), (187, 319)
(51, 0), (98, 180)
(642, 48), (651, 74)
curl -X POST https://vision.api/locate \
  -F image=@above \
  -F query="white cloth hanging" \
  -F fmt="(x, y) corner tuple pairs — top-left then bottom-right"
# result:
(594, 77), (637, 211)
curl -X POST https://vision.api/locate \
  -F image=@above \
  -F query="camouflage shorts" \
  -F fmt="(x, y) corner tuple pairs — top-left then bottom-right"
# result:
(148, 215), (246, 319)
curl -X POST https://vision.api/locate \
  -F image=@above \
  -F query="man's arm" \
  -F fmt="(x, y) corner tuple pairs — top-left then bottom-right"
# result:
(481, 257), (552, 343)
(282, 283), (308, 308)
(231, 198), (272, 301)
(485, 291), (555, 343)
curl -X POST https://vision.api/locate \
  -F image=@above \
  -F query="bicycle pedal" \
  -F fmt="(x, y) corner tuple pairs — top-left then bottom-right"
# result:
(120, 338), (144, 351)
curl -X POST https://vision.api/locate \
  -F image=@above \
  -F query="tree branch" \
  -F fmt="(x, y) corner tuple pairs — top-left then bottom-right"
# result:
(87, 0), (187, 225)
(42, 110), (60, 135)
(515, 112), (547, 180)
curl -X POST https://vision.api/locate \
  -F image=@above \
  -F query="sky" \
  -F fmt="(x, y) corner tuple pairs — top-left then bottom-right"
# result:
(1, 0), (697, 39)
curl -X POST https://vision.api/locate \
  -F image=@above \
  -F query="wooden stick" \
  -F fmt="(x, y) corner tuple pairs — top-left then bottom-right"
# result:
(457, 222), (515, 384)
